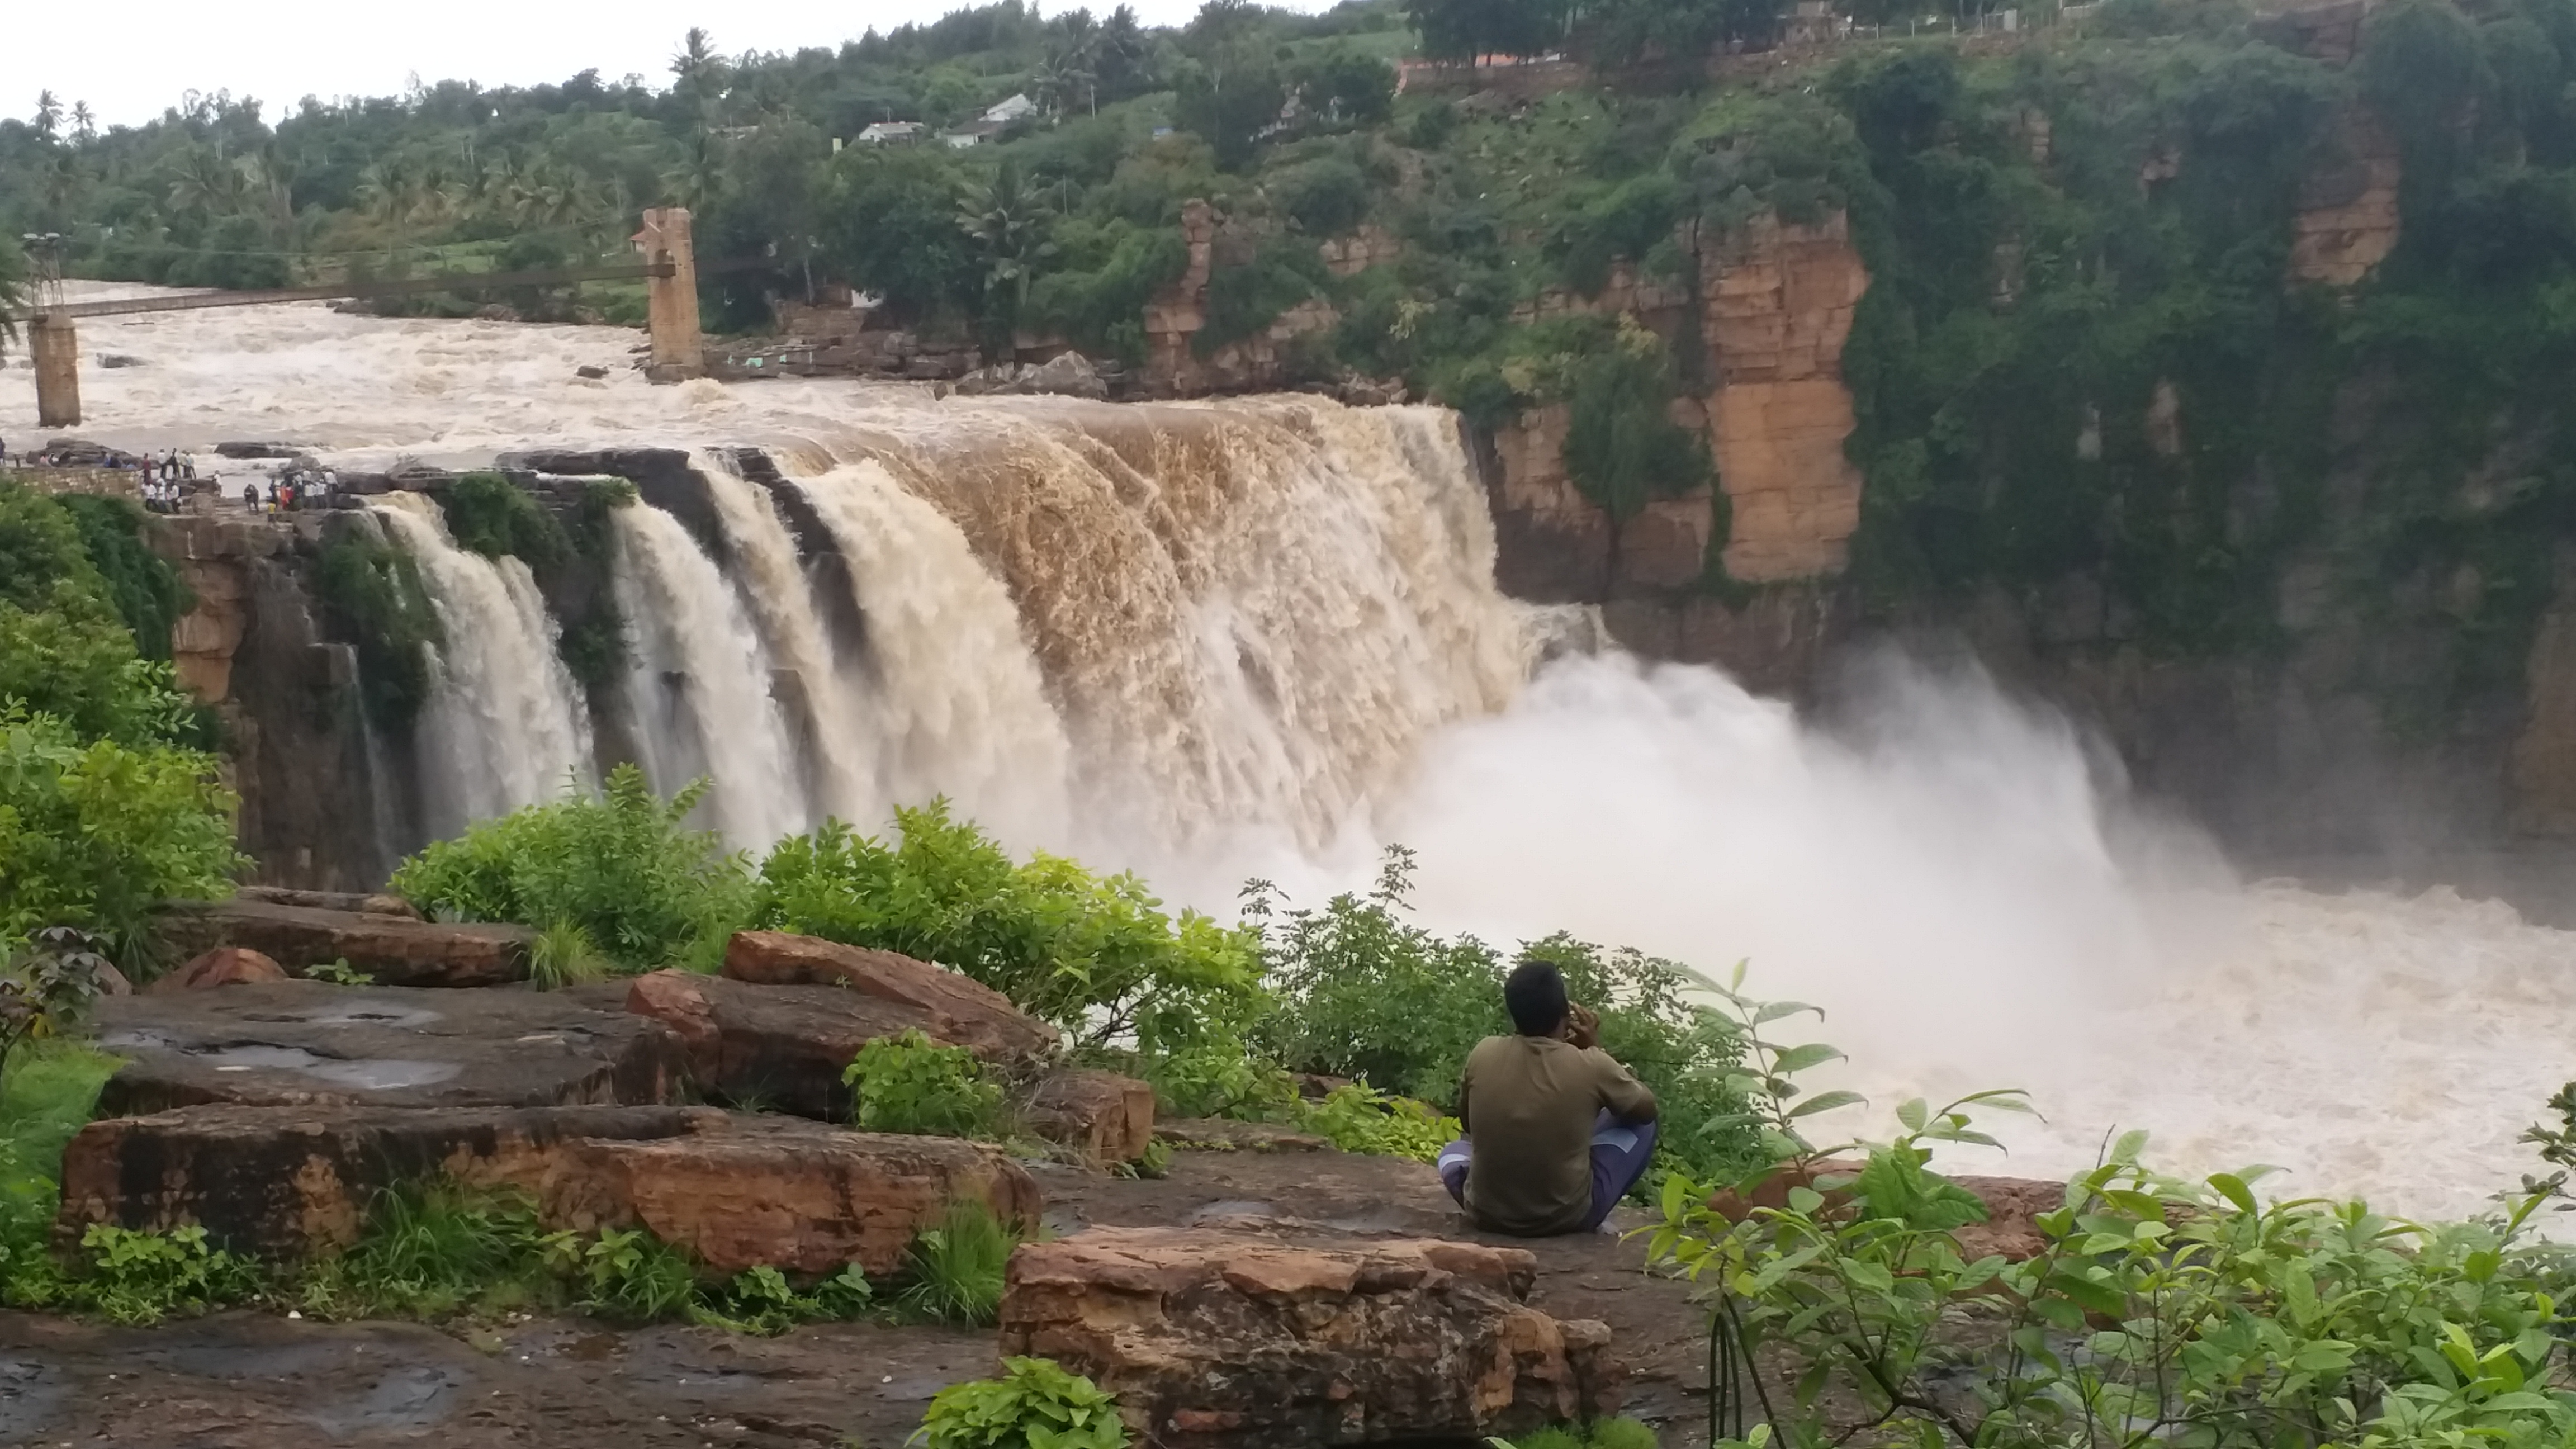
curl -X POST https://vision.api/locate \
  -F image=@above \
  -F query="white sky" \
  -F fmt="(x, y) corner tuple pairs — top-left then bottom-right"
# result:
(9, 0), (1298, 130)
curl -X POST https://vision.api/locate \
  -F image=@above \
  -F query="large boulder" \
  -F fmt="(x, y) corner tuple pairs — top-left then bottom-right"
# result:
(57, 1103), (1042, 1276)
(154, 899), (530, 987)
(1022, 1069), (1156, 1166)
(723, 932), (1057, 1064)
(92, 983), (686, 1115)
(151, 947), (289, 993)
(619, 969), (945, 1119)
(999, 1227), (1619, 1446)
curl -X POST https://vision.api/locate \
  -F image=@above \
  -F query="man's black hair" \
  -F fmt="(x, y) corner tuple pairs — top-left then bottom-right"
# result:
(1504, 959), (1569, 1038)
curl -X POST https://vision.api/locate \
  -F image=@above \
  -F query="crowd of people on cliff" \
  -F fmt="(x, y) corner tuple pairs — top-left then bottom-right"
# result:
(239, 465), (341, 515)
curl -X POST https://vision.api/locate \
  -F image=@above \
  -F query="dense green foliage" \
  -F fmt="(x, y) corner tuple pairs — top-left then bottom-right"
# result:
(0, 481), (239, 956)
(918, 1356), (1128, 1449)
(1648, 976), (2576, 1449)
(312, 529), (442, 732)
(389, 765), (750, 972)
(751, 803), (1266, 1062)
(0, 1045), (119, 1291)
(844, 1029), (1008, 1138)
(898, 1200), (1022, 1328)
(436, 472), (569, 567)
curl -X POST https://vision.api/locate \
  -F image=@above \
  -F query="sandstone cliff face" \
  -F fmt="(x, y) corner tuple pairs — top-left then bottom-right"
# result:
(149, 513), (419, 892)
(1701, 211), (1871, 581)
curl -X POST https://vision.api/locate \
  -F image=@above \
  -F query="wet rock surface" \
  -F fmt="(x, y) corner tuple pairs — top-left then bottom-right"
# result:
(154, 898), (533, 987)
(59, 1102), (1041, 1275)
(722, 931), (1059, 1064)
(93, 982), (688, 1115)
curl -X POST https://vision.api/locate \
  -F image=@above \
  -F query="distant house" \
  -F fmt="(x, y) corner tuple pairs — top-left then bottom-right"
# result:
(857, 121), (924, 145)
(982, 92), (1037, 124)
(940, 92), (1041, 147)
(941, 118), (1007, 148)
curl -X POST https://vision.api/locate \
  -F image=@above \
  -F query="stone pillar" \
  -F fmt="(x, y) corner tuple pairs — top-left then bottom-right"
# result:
(31, 314), (80, 428)
(634, 207), (705, 382)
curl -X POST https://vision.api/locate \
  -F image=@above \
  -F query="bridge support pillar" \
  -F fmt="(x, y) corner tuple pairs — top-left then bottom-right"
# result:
(30, 314), (80, 428)
(636, 207), (704, 383)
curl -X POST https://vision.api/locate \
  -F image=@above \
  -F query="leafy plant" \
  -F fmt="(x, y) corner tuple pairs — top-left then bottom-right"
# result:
(544, 1224), (701, 1323)
(844, 1029), (1006, 1139)
(314, 1180), (551, 1319)
(390, 765), (750, 973)
(0, 709), (243, 956)
(0, 927), (114, 1065)
(305, 957), (374, 986)
(754, 803), (1264, 1062)
(1645, 969), (2576, 1449)
(914, 1356), (1126, 1449)
(0, 1043), (119, 1305)
(1294, 1082), (1457, 1162)
(435, 472), (567, 567)
(898, 1200), (1021, 1328)
(75, 1224), (261, 1325)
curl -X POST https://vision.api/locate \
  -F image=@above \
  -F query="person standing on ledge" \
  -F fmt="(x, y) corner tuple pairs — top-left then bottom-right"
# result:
(1438, 959), (1659, 1236)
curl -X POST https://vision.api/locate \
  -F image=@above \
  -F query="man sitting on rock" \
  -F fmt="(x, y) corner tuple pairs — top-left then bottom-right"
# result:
(1437, 959), (1659, 1236)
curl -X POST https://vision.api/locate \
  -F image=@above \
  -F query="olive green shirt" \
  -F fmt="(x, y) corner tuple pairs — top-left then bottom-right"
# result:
(1456, 1034), (1658, 1236)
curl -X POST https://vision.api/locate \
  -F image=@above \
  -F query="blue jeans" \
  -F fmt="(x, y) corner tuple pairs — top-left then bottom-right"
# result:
(1437, 1110), (1660, 1234)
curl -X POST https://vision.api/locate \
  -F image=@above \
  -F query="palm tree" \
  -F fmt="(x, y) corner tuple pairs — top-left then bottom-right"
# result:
(670, 28), (728, 113)
(1098, 7), (1149, 101)
(70, 101), (94, 141)
(1053, 10), (1105, 112)
(31, 90), (61, 141)
(168, 146), (248, 220)
(956, 161), (1055, 327)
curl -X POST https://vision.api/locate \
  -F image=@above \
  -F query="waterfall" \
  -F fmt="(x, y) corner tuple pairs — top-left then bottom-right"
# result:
(689, 451), (879, 824)
(371, 493), (594, 837)
(787, 460), (1074, 847)
(609, 500), (806, 849)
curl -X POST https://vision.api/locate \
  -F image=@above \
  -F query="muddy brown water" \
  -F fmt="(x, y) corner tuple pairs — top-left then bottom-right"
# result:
(0, 1150), (1716, 1448)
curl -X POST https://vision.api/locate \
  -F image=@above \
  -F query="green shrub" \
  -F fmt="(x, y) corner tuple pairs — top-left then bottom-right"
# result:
(316, 1180), (552, 1319)
(75, 1224), (261, 1325)
(54, 494), (190, 662)
(0, 710), (243, 954)
(1273, 155), (1372, 235)
(546, 1224), (701, 1323)
(389, 765), (750, 973)
(1648, 977), (2576, 1449)
(844, 1029), (1006, 1138)
(435, 472), (568, 568)
(1558, 318), (1711, 524)
(899, 1200), (1021, 1328)
(754, 804), (1265, 1062)
(1196, 236), (1334, 357)
(0, 1043), (119, 1304)
(1029, 220), (1190, 363)
(1294, 1082), (1457, 1161)
(916, 1356), (1126, 1449)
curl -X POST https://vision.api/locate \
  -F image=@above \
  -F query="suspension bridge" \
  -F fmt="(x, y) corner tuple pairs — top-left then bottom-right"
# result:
(9, 208), (723, 428)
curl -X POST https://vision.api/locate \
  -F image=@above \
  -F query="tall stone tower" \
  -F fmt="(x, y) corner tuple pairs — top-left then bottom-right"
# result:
(634, 207), (705, 382)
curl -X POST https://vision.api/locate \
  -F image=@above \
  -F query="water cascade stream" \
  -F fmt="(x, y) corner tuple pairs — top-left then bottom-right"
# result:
(370, 493), (594, 838)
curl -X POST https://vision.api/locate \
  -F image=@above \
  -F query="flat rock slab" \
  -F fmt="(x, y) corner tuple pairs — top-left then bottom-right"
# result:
(723, 931), (1058, 1064)
(1001, 1225), (1618, 1447)
(155, 899), (531, 987)
(58, 1103), (1043, 1275)
(1156, 1117), (1331, 1153)
(93, 983), (686, 1115)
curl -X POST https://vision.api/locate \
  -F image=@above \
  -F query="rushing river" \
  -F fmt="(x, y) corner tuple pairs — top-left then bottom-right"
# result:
(9, 283), (2573, 1222)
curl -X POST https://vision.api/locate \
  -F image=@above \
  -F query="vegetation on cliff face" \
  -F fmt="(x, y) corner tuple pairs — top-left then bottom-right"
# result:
(0, 480), (241, 958)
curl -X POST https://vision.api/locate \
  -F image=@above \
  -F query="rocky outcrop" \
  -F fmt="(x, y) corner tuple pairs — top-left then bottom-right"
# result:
(150, 948), (289, 993)
(999, 1227), (1620, 1446)
(2291, 107), (2401, 288)
(1700, 211), (1871, 582)
(92, 982), (685, 1115)
(1022, 1069), (1157, 1166)
(722, 932), (1059, 1064)
(56, 1102), (1041, 1275)
(618, 968), (949, 1118)
(152, 899), (532, 988)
